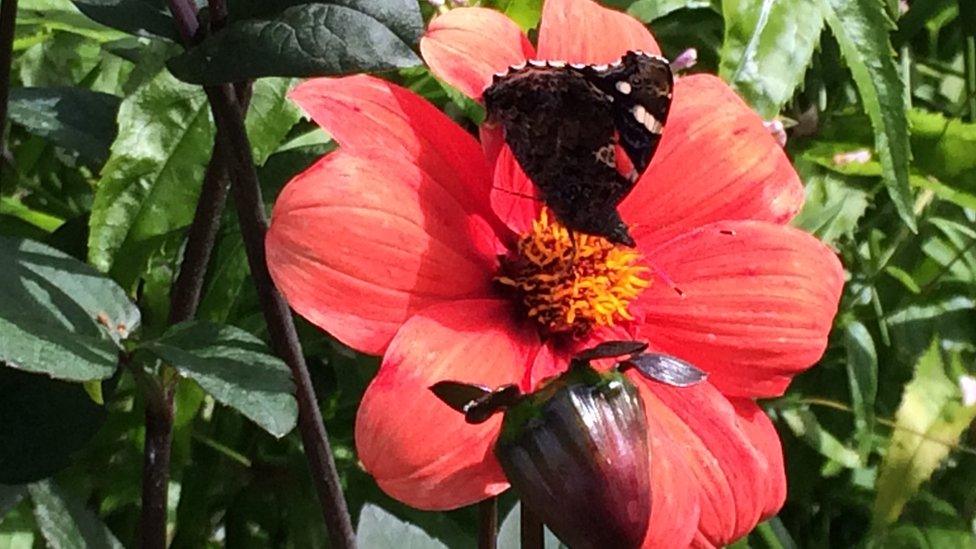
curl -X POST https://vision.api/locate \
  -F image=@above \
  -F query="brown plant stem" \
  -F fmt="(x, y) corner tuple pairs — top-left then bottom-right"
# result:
(164, 1), (354, 544)
(139, 384), (174, 549)
(521, 502), (544, 549)
(0, 0), (18, 164)
(478, 497), (498, 549)
(202, 81), (356, 549)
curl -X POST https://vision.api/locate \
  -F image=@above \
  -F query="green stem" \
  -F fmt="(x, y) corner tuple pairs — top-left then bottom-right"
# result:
(0, 0), (18, 164)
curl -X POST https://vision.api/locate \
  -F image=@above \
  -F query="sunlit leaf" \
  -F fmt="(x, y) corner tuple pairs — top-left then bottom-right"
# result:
(356, 504), (448, 549)
(0, 237), (138, 381)
(843, 320), (878, 452)
(719, 0), (823, 117)
(29, 480), (123, 549)
(818, 0), (915, 230)
(873, 340), (976, 526)
(87, 70), (214, 286)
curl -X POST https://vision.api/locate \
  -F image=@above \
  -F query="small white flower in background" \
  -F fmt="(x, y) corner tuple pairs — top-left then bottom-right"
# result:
(833, 148), (872, 166)
(671, 48), (698, 72)
(959, 375), (976, 406)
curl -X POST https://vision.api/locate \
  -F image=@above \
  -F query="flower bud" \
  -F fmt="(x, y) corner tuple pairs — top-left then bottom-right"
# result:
(494, 365), (650, 548)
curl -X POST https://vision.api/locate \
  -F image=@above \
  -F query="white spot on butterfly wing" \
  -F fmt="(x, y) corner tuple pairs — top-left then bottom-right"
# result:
(511, 61), (527, 71)
(592, 64), (610, 72)
(570, 63), (587, 69)
(615, 81), (632, 94)
(528, 59), (546, 67)
(547, 60), (566, 68)
(632, 104), (663, 134)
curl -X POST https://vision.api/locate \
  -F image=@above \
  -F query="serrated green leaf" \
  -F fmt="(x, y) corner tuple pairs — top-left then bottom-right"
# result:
(0, 369), (105, 483)
(87, 70), (214, 285)
(246, 78), (302, 166)
(141, 321), (297, 437)
(356, 504), (448, 549)
(627, 0), (713, 22)
(7, 87), (121, 164)
(0, 237), (138, 381)
(873, 340), (976, 526)
(843, 320), (878, 456)
(792, 167), (871, 244)
(28, 480), (123, 549)
(818, 0), (915, 230)
(888, 295), (976, 363)
(719, 0), (823, 118)
(167, 2), (422, 85)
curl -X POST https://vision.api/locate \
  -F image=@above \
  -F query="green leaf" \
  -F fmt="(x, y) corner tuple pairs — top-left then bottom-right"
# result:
(356, 504), (449, 549)
(497, 503), (567, 549)
(493, 0), (543, 31)
(719, 0), (824, 118)
(69, 0), (178, 40)
(0, 237), (138, 381)
(245, 78), (303, 166)
(791, 166), (871, 244)
(780, 407), (863, 469)
(28, 480), (123, 549)
(888, 296), (976, 363)
(167, 2), (422, 85)
(873, 340), (976, 526)
(627, 0), (713, 22)
(909, 110), (976, 192)
(141, 321), (298, 437)
(0, 485), (27, 519)
(7, 87), (121, 164)
(87, 70), (214, 285)
(818, 0), (916, 231)
(0, 368), (105, 483)
(843, 320), (878, 454)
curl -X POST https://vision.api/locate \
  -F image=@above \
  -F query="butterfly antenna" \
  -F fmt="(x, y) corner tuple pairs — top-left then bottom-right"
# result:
(647, 260), (684, 296)
(491, 186), (542, 202)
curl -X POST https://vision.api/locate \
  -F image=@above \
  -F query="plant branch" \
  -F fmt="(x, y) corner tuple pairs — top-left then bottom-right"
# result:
(478, 497), (498, 549)
(203, 79), (356, 549)
(164, 1), (355, 544)
(521, 502), (544, 549)
(0, 0), (18, 163)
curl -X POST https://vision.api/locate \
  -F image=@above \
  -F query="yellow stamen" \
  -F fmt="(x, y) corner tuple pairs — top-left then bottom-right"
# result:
(497, 210), (650, 336)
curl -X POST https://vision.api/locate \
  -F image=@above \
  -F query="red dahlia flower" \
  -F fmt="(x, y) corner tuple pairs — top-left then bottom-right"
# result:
(265, 0), (845, 546)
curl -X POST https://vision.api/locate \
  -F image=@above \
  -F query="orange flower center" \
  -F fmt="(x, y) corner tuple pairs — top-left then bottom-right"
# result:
(496, 210), (650, 336)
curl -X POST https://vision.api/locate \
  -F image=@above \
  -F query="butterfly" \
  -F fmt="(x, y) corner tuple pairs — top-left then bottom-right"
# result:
(483, 50), (674, 246)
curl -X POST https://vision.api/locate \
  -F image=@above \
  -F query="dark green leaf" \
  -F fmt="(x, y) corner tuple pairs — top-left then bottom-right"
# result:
(719, 0), (824, 117)
(7, 87), (121, 164)
(780, 407), (862, 469)
(888, 296), (976, 363)
(141, 321), (297, 437)
(87, 70), (214, 285)
(0, 485), (27, 519)
(29, 480), (123, 549)
(818, 0), (916, 230)
(0, 237), (138, 381)
(873, 341), (976, 526)
(69, 0), (178, 40)
(167, 2), (422, 85)
(0, 368), (105, 483)
(356, 504), (449, 549)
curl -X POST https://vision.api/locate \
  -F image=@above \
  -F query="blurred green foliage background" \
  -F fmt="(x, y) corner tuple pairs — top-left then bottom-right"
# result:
(1, 0), (976, 547)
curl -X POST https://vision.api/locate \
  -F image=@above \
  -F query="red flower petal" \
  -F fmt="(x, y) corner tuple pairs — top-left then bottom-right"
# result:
(421, 7), (536, 100)
(731, 399), (787, 518)
(621, 75), (805, 249)
(287, 75), (499, 228)
(637, 220), (844, 398)
(266, 152), (500, 355)
(490, 144), (540, 234)
(355, 299), (539, 509)
(634, 377), (780, 547)
(537, 0), (661, 63)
